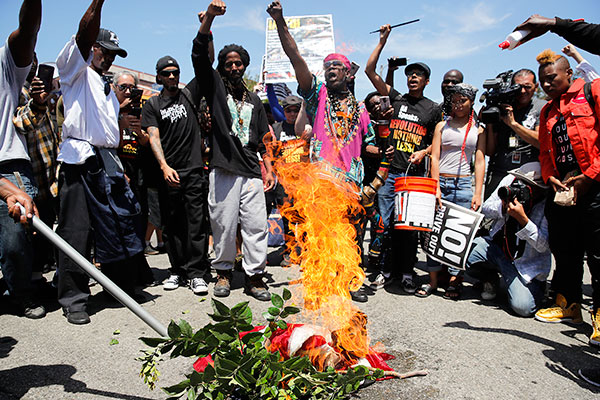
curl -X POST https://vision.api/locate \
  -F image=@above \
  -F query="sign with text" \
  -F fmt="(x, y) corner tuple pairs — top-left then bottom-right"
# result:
(264, 15), (335, 84)
(422, 200), (484, 270)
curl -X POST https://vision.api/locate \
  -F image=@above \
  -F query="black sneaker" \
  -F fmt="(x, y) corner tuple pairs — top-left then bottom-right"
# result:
(350, 286), (368, 302)
(400, 276), (417, 294)
(579, 368), (600, 387)
(21, 298), (46, 319)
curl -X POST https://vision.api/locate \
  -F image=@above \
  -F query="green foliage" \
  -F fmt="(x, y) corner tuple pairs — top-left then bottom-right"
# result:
(138, 287), (381, 399)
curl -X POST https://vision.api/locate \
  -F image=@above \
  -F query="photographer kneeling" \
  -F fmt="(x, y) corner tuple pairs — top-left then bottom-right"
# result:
(466, 162), (550, 317)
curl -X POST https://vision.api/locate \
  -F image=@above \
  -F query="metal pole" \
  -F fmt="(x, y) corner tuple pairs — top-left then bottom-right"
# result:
(21, 204), (168, 337)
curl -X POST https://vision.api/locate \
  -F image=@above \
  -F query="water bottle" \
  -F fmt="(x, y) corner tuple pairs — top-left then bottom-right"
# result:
(498, 30), (530, 50)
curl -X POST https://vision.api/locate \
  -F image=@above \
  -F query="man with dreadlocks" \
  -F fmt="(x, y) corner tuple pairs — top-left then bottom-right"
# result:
(193, 0), (274, 301)
(532, 49), (600, 349)
(266, 1), (377, 302)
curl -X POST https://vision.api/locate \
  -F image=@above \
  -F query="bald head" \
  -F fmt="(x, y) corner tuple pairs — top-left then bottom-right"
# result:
(442, 69), (464, 96)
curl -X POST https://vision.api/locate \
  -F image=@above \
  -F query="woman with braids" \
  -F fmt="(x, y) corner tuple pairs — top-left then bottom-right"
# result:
(415, 83), (486, 299)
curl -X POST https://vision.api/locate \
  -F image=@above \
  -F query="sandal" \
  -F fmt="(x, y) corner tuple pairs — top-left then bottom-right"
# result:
(443, 284), (462, 300)
(415, 283), (437, 298)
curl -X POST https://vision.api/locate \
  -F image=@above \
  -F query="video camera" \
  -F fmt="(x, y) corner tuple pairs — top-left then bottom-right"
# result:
(479, 70), (521, 124)
(497, 179), (533, 211)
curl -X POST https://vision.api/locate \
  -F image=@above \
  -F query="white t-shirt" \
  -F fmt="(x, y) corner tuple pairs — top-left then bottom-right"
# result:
(0, 40), (32, 164)
(56, 35), (120, 164)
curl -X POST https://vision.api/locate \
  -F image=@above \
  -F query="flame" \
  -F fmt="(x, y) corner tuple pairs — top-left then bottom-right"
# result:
(267, 138), (370, 363)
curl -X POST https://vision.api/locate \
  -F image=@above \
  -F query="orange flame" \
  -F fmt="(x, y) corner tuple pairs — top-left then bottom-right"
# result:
(267, 138), (370, 362)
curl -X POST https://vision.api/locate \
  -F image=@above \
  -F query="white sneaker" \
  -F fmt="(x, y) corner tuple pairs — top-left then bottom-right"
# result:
(163, 275), (182, 290)
(190, 277), (209, 295)
(370, 273), (391, 290)
(481, 281), (497, 300)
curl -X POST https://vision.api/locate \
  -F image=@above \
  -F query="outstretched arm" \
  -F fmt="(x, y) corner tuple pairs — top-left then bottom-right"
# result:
(267, 1), (312, 93)
(199, 0), (226, 36)
(365, 24), (393, 96)
(76, 0), (105, 60)
(8, 0), (42, 67)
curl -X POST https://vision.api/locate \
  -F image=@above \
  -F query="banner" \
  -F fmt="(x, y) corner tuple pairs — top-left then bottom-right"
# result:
(422, 200), (484, 270)
(265, 15), (335, 84)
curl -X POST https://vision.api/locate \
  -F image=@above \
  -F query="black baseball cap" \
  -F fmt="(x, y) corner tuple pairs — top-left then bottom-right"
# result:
(405, 62), (430, 79)
(96, 28), (127, 58)
(156, 56), (180, 73)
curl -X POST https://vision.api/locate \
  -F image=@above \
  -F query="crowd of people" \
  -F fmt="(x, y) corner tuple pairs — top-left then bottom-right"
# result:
(0, 0), (599, 387)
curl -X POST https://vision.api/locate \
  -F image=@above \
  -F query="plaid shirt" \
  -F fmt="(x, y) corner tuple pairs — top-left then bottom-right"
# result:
(13, 87), (59, 201)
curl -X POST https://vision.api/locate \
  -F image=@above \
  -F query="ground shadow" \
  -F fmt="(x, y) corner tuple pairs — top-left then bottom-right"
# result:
(0, 336), (17, 359)
(444, 320), (600, 392)
(0, 364), (154, 399)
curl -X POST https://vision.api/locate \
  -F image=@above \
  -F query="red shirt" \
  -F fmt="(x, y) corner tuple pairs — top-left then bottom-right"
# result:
(539, 78), (600, 183)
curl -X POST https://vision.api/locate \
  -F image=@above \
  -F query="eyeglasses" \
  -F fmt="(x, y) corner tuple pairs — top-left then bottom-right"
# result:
(405, 69), (426, 78)
(323, 60), (345, 70)
(117, 84), (135, 92)
(159, 69), (180, 77)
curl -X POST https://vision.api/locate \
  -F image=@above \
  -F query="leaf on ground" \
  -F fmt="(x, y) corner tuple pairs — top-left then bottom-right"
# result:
(182, 310), (190, 314)
(113, 329), (120, 335)
(198, 297), (206, 303)
(109, 339), (119, 345)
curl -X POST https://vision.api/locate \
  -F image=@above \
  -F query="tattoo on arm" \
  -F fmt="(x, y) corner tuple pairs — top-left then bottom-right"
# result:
(147, 126), (166, 166)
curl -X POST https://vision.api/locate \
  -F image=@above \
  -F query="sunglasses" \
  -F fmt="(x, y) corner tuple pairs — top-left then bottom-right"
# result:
(159, 69), (180, 77)
(117, 84), (135, 92)
(405, 69), (426, 78)
(323, 60), (345, 70)
(443, 79), (461, 85)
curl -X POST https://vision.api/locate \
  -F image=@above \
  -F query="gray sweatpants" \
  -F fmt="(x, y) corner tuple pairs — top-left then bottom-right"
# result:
(209, 167), (268, 276)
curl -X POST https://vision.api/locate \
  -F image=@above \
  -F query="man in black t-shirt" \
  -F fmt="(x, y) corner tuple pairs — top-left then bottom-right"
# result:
(142, 55), (209, 296)
(365, 24), (441, 293)
(192, 1), (275, 301)
(485, 69), (544, 199)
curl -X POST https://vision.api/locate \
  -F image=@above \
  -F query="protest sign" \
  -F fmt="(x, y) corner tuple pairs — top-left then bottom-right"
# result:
(422, 200), (484, 270)
(264, 15), (335, 84)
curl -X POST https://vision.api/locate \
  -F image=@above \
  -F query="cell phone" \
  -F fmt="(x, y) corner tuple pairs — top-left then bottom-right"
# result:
(37, 64), (55, 92)
(380, 96), (391, 112)
(129, 88), (143, 117)
(388, 57), (408, 68)
(128, 107), (141, 118)
(349, 62), (360, 77)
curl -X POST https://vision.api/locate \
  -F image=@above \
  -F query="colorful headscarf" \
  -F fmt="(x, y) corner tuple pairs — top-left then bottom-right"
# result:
(323, 53), (351, 71)
(449, 83), (478, 102)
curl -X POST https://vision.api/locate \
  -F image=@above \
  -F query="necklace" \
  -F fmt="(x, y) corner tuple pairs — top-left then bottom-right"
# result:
(326, 91), (360, 151)
(235, 90), (248, 131)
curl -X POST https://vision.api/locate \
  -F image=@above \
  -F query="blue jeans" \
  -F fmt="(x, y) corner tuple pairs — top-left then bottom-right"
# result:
(466, 236), (545, 317)
(0, 160), (38, 298)
(426, 176), (473, 275)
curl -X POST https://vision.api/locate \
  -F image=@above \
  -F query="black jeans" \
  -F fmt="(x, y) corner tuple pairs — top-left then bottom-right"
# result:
(545, 182), (600, 310)
(158, 167), (209, 279)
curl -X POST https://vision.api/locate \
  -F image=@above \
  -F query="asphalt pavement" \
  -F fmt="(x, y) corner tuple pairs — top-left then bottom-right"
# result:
(1, 244), (599, 399)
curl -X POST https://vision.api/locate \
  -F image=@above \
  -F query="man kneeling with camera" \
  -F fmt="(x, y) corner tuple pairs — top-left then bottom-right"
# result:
(466, 162), (550, 317)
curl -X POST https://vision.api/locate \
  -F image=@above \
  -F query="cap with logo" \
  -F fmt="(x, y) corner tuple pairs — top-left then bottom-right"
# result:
(96, 28), (127, 58)
(404, 62), (430, 79)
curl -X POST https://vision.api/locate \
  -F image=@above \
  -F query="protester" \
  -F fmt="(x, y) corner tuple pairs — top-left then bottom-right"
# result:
(529, 50), (599, 349)
(55, 0), (145, 325)
(465, 162), (550, 316)
(193, 0), (274, 301)
(485, 69), (544, 200)
(365, 24), (441, 293)
(13, 58), (60, 280)
(514, 13), (600, 388)
(416, 83), (486, 299)
(142, 55), (210, 295)
(266, 1), (377, 302)
(561, 44), (600, 82)
(440, 69), (464, 118)
(0, 0), (44, 319)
